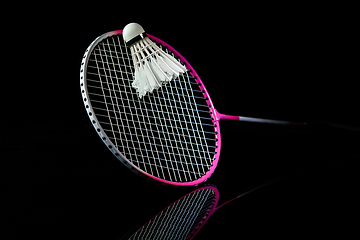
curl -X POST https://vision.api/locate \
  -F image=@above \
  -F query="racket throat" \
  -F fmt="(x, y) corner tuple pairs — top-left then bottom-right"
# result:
(214, 109), (240, 121)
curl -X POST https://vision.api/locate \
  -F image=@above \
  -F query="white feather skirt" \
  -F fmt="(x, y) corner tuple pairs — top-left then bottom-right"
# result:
(130, 37), (187, 98)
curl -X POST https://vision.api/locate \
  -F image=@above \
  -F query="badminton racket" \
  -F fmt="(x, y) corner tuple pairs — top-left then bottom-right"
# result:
(80, 29), (306, 186)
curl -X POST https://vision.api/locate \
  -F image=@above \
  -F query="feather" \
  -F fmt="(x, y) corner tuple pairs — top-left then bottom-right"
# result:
(124, 23), (187, 98)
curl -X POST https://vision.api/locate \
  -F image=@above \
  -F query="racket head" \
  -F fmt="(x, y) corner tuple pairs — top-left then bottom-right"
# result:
(80, 30), (221, 186)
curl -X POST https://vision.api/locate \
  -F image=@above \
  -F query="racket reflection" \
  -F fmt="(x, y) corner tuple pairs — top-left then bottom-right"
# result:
(123, 186), (221, 240)
(122, 176), (281, 239)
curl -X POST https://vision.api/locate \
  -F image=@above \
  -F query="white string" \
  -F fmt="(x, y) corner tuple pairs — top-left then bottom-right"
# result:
(166, 76), (197, 179)
(182, 73), (213, 173)
(149, 91), (177, 182)
(125, 37), (170, 179)
(107, 37), (152, 174)
(85, 34), (216, 182)
(93, 48), (118, 149)
(158, 88), (188, 181)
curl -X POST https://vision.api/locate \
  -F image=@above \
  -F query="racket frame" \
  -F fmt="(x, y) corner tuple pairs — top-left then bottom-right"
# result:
(80, 30), (221, 186)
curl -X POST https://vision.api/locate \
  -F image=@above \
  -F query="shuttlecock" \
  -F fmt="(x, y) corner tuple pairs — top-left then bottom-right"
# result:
(123, 23), (187, 98)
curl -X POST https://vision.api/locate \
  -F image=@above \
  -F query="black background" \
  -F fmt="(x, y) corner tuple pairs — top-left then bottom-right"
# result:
(1, 4), (359, 239)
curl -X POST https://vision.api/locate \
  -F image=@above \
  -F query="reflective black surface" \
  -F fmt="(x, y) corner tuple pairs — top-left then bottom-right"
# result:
(1, 125), (359, 239)
(2, 6), (358, 239)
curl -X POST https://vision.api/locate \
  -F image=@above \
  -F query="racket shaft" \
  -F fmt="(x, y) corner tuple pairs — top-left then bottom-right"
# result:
(240, 116), (293, 125)
(218, 112), (306, 126)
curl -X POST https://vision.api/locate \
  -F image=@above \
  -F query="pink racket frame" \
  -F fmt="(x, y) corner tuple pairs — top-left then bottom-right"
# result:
(81, 30), (223, 186)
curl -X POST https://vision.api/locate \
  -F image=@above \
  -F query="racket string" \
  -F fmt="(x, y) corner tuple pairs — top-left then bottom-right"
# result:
(88, 93), (214, 128)
(159, 77), (205, 181)
(85, 34), (217, 182)
(86, 72), (209, 108)
(177, 73), (214, 173)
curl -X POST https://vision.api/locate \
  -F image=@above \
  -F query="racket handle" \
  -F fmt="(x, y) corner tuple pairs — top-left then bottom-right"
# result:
(216, 111), (306, 126)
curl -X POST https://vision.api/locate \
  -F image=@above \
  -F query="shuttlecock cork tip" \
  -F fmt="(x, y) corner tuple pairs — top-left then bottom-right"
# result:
(123, 23), (147, 47)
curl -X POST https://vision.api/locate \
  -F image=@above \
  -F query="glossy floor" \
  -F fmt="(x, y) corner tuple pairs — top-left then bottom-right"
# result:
(1, 123), (358, 239)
